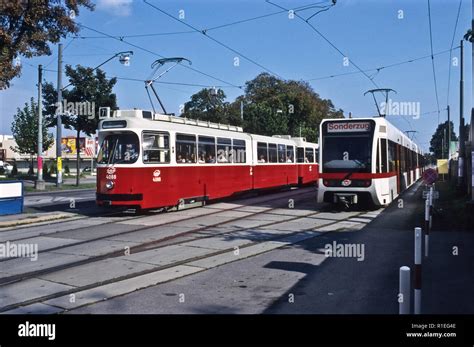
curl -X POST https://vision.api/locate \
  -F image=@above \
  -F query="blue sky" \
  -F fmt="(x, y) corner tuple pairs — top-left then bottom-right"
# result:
(0, 0), (472, 153)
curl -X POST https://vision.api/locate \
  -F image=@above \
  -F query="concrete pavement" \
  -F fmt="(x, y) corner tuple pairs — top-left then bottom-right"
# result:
(67, 181), (473, 314)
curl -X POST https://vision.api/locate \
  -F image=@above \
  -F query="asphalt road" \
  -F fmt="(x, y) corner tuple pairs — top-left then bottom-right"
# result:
(70, 181), (447, 314)
(4, 182), (472, 315)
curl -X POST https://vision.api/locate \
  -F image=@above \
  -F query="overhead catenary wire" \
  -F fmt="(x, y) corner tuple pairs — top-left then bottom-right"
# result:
(446, 0), (463, 107)
(143, 0), (283, 79)
(427, 0), (441, 124)
(75, 1), (331, 39)
(305, 46), (459, 82)
(39, 67), (239, 89)
(78, 23), (242, 89)
(263, 0), (420, 131)
(266, 0), (380, 90)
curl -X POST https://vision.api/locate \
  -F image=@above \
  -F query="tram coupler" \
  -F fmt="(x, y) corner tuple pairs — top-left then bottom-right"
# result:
(334, 193), (358, 207)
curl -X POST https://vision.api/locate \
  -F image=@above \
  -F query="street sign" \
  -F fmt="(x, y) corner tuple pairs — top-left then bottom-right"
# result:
(437, 159), (448, 175)
(422, 168), (438, 185)
(422, 190), (439, 199)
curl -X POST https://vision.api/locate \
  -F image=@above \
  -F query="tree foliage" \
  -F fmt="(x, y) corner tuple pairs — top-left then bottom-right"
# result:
(0, 0), (94, 89)
(43, 64), (118, 135)
(429, 121), (457, 159)
(181, 73), (344, 142)
(11, 97), (54, 156)
(42, 64), (117, 184)
(182, 88), (236, 124)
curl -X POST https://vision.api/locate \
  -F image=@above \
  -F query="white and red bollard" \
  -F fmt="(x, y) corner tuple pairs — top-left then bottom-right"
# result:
(414, 227), (422, 314)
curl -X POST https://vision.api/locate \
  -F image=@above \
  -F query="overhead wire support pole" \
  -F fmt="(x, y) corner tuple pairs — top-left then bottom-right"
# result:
(459, 40), (465, 189)
(36, 64), (45, 190)
(56, 43), (63, 187)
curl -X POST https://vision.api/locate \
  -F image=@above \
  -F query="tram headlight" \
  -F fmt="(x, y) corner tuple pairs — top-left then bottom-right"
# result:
(105, 180), (114, 190)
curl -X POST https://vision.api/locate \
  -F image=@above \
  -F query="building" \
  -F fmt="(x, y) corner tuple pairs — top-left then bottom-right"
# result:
(0, 135), (97, 172)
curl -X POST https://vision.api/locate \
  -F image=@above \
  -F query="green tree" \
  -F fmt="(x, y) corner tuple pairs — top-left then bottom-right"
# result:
(42, 65), (117, 185)
(236, 73), (344, 142)
(430, 121), (458, 159)
(181, 73), (343, 142)
(0, 0), (94, 89)
(10, 97), (54, 174)
(182, 88), (241, 125)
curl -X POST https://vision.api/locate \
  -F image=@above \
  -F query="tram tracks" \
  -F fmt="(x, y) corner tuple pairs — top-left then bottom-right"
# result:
(3, 187), (312, 243)
(0, 188), (317, 278)
(0, 198), (376, 313)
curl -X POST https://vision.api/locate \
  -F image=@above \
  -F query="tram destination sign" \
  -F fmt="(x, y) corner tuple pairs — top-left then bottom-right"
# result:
(327, 121), (371, 133)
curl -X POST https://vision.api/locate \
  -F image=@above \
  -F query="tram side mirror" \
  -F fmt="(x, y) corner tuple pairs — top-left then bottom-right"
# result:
(99, 107), (111, 119)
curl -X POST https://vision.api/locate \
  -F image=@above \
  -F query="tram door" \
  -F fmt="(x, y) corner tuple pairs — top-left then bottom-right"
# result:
(396, 144), (402, 193)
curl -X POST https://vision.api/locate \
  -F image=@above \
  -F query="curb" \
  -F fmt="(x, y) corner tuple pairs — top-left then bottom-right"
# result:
(24, 188), (96, 196)
(0, 212), (78, 229)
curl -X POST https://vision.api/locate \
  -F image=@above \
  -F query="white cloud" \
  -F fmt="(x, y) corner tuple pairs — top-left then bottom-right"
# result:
(96, 0), (133, 17)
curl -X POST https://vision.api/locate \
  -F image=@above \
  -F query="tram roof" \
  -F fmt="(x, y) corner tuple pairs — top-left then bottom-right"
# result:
(99, 109), (318, 147)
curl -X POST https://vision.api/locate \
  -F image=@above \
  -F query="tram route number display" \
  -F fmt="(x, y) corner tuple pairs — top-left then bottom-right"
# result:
(327, 122), (371, 133)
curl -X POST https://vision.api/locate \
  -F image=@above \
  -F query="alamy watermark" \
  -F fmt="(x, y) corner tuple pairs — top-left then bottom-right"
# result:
(55, 99), (95, 119)
(324, 241), (365, 261)
(380, 99), (421, 119)
(0, 241), (38, 261)
(18, 322), (55, 340)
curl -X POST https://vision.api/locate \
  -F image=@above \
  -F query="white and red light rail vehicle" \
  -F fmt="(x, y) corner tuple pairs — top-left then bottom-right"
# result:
(96, 109), (319, 210)
(318, 117), (424, 207)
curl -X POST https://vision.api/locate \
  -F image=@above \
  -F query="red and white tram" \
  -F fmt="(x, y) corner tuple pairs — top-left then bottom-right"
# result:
(318, 117), (424, 207)
(96, 109), (319, 210)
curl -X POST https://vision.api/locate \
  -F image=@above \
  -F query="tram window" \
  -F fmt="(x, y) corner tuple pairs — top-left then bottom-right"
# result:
(198, 136), (216, 163)
(400, 147), (406, 172)
(142, 132), (170, 164)
(305, 148), (314, 163)
(277, 144), (286, 163)
(388, 141), (397, 172)
(381, 139), (388, 173)
(286, 145), (294, 163)
(322, 135), (373, 173)
(315, 149), (319, 163)
(406, 149), (410, 170)
(97, 132), (139, 164)
(257, 142), (268, 163)
(217, 137), (232, 163)
(408, 150), (412, 170)
(176, 134), (196, 163)
(268, 144), (278, 163)
(233, 139), (246, 163)
(297, 148), (305, 163)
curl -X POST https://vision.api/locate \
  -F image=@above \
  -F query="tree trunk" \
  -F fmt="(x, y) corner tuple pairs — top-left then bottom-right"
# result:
(76, 130), (80, 186)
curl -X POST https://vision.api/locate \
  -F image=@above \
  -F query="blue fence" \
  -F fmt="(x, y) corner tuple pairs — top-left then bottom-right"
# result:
(0, 180), (24, 215)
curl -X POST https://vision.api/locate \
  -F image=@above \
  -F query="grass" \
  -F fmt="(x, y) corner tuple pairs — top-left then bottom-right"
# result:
(432, 180), (474, 232)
